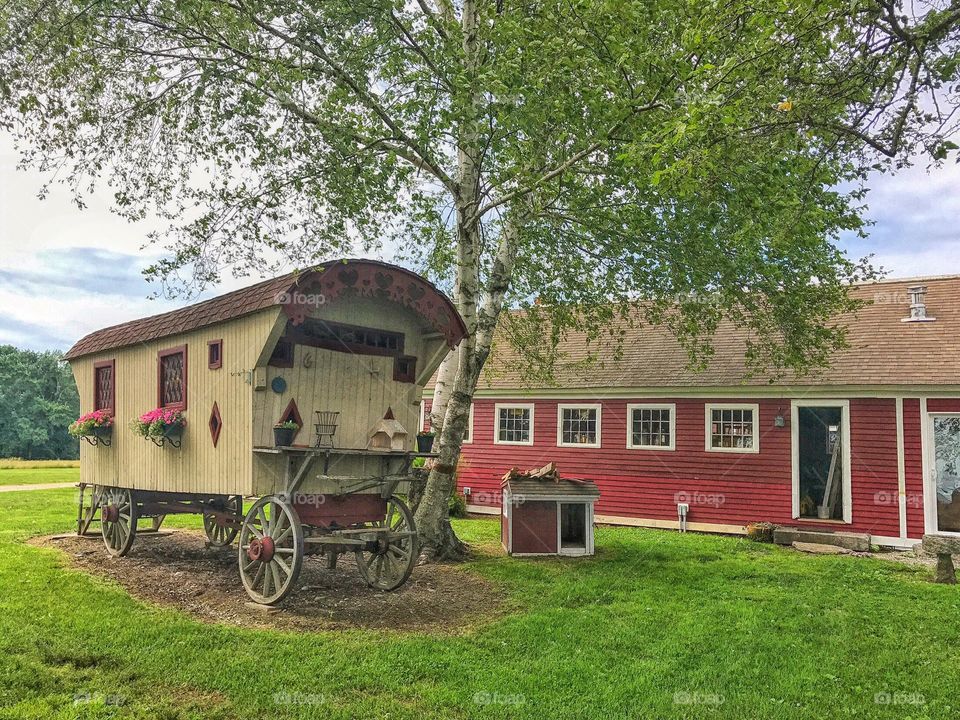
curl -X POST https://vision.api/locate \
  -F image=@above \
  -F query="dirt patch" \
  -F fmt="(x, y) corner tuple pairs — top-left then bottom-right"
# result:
(31, 530), (507, 633)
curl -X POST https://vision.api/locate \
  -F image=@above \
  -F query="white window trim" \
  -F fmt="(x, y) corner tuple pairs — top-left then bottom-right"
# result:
(462, 403), (475, 444)
(556, 403), (602, 448)
(419, 400), (426, 432)
(556, 501), (596, 556)
(923, 405), (960, 537)
(494, 403), (535, 446)
(790, 399), (852, 524)
(626, 403), (676, 451)
(705, 403), (761, 454)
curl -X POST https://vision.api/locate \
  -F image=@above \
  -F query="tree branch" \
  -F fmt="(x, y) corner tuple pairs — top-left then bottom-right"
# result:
(471, 99), (666, 223)
(240, 7), (457, 193)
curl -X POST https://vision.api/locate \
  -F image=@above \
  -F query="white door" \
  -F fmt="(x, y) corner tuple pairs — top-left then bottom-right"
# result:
(930, 415), (960, 534)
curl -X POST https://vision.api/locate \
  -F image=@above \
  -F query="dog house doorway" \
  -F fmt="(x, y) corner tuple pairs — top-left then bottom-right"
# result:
(560, 503), (587, 551)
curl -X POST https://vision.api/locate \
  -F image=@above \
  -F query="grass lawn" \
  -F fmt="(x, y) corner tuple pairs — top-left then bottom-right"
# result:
(1, 481), (959, 719)
(0, 467), (80, 486)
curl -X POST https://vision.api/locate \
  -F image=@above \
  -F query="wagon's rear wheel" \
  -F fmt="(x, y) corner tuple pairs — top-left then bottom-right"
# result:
(204, 495), (242, 547)
(238, 495), (303, 605)
(77, 483), (105, 536)
(355, 496), (418, 591)
(100, 487), (137, 557)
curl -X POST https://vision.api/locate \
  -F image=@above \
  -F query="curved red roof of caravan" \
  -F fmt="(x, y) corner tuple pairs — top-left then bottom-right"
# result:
(65, 259), (467, 359)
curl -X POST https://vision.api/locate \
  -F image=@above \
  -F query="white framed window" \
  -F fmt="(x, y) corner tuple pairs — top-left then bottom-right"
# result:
(706, 403), (760, 453)
(462, 403), (474, 444)
(419, 400), (427, 432)
(627, 403), (675, 450)
(495, 403), (535, 445)
(557, 404), (602, 448)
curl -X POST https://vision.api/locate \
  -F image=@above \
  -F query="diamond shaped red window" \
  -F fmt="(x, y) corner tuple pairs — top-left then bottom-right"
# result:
(209, 402), (223, 448)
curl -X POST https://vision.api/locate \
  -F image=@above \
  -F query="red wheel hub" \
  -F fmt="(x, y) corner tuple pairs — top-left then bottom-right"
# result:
(101, 504), (120, 523)
(246, 536), (275, 563)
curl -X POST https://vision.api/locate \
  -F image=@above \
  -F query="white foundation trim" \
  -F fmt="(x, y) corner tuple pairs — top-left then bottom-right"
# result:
(471, 506), (921, 548)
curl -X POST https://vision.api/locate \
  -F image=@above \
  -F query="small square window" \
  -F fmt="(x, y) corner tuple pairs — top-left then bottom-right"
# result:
(393, 355), (417, 383)
(208, 339), (223, 370)
(557, 405), (601, 447)
(495, 404), (534, 445)
(706, 404), (759, 453)
(627, 404), (675, 450)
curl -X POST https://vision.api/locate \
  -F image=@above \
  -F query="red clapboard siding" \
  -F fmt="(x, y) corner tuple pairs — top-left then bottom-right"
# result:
(926, 398), (960, 413)
(846, 398), (900, 537)
(903, 399), (925, 538)
(442, 396), (917, 538)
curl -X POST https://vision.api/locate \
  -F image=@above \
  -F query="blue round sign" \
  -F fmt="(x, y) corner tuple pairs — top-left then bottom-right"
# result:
(271, 376), (287, 394)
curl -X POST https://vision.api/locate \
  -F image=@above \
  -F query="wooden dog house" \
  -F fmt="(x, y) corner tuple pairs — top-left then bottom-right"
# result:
(501, 464), (600, 556)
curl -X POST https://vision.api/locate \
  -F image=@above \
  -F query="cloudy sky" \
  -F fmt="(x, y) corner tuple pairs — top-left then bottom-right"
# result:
(1, 133), (959, 353)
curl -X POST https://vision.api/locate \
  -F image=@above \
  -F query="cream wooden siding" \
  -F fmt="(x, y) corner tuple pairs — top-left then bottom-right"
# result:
(70, 308), (280, 496)
(252, 297), (436, 495)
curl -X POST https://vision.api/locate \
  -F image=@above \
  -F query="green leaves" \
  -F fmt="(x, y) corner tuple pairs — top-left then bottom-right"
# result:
(0, 0), (957, 380)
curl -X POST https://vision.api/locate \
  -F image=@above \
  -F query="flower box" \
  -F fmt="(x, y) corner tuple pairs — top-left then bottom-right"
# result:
(132, 408), (186, 447)
(68, 410), (114, 446)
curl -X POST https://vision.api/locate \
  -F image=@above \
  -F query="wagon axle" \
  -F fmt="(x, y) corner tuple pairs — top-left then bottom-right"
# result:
(246, 535), (276, 563)
(80, 485), (420, 605)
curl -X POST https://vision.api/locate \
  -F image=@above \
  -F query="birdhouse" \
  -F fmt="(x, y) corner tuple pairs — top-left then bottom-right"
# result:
(368, 407), (408, 451)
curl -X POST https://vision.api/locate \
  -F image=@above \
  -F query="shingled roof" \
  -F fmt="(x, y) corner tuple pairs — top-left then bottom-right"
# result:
(468, 275), (960, 391)
(65, 259), (466, 360)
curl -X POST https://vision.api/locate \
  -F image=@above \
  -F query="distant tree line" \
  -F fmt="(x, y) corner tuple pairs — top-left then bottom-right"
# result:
(0, 346), (79, 460)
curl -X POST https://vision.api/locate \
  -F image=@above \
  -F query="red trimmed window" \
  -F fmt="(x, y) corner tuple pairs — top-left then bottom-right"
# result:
(208, 339), (223, 370)
(158, 346), (187, 410)
(93, 360), (115, 413)
(393, 355), (417, 383)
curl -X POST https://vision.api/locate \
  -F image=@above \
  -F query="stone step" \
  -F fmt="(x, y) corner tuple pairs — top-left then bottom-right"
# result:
(773, 527), (871, 552)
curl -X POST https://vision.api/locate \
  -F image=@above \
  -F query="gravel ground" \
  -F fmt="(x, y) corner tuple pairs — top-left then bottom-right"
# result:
(33, 529), (507, 633)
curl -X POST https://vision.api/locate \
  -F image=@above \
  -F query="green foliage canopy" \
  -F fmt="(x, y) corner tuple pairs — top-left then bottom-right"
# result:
(0, 346), (79, 460)
(2, 1), (958, 377)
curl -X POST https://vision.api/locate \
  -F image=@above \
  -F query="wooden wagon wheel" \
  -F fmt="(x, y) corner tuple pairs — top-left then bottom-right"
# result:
(100, 487), (138, 557)
(77, 483), (105, 536)
(238, 495), (303, 605)
(355, 496), (418, 591)
(203, 495), (243, 547)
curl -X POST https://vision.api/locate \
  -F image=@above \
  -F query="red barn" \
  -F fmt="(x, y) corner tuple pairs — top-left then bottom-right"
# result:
(423, 277), (960, 549)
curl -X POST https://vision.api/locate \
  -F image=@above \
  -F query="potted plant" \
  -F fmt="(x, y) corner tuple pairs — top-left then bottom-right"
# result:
(274, 420), (299, 447)
(131, 408), (186, 446)
(416, 430), (436, 453)
(68, 410), (114, 445)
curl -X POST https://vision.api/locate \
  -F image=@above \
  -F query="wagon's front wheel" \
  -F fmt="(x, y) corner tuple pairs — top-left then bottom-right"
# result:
(204, 495), (242, 547)
(355, 496), (418, 591)
(100, 487), (137, 557)
(238, 495), (303, 605)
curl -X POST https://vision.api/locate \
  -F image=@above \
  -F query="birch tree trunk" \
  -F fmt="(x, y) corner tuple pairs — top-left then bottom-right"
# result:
(414, 213), (524, 558)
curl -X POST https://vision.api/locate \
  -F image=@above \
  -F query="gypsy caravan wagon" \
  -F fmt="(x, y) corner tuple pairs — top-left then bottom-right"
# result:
(64, 260), (466, 604)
